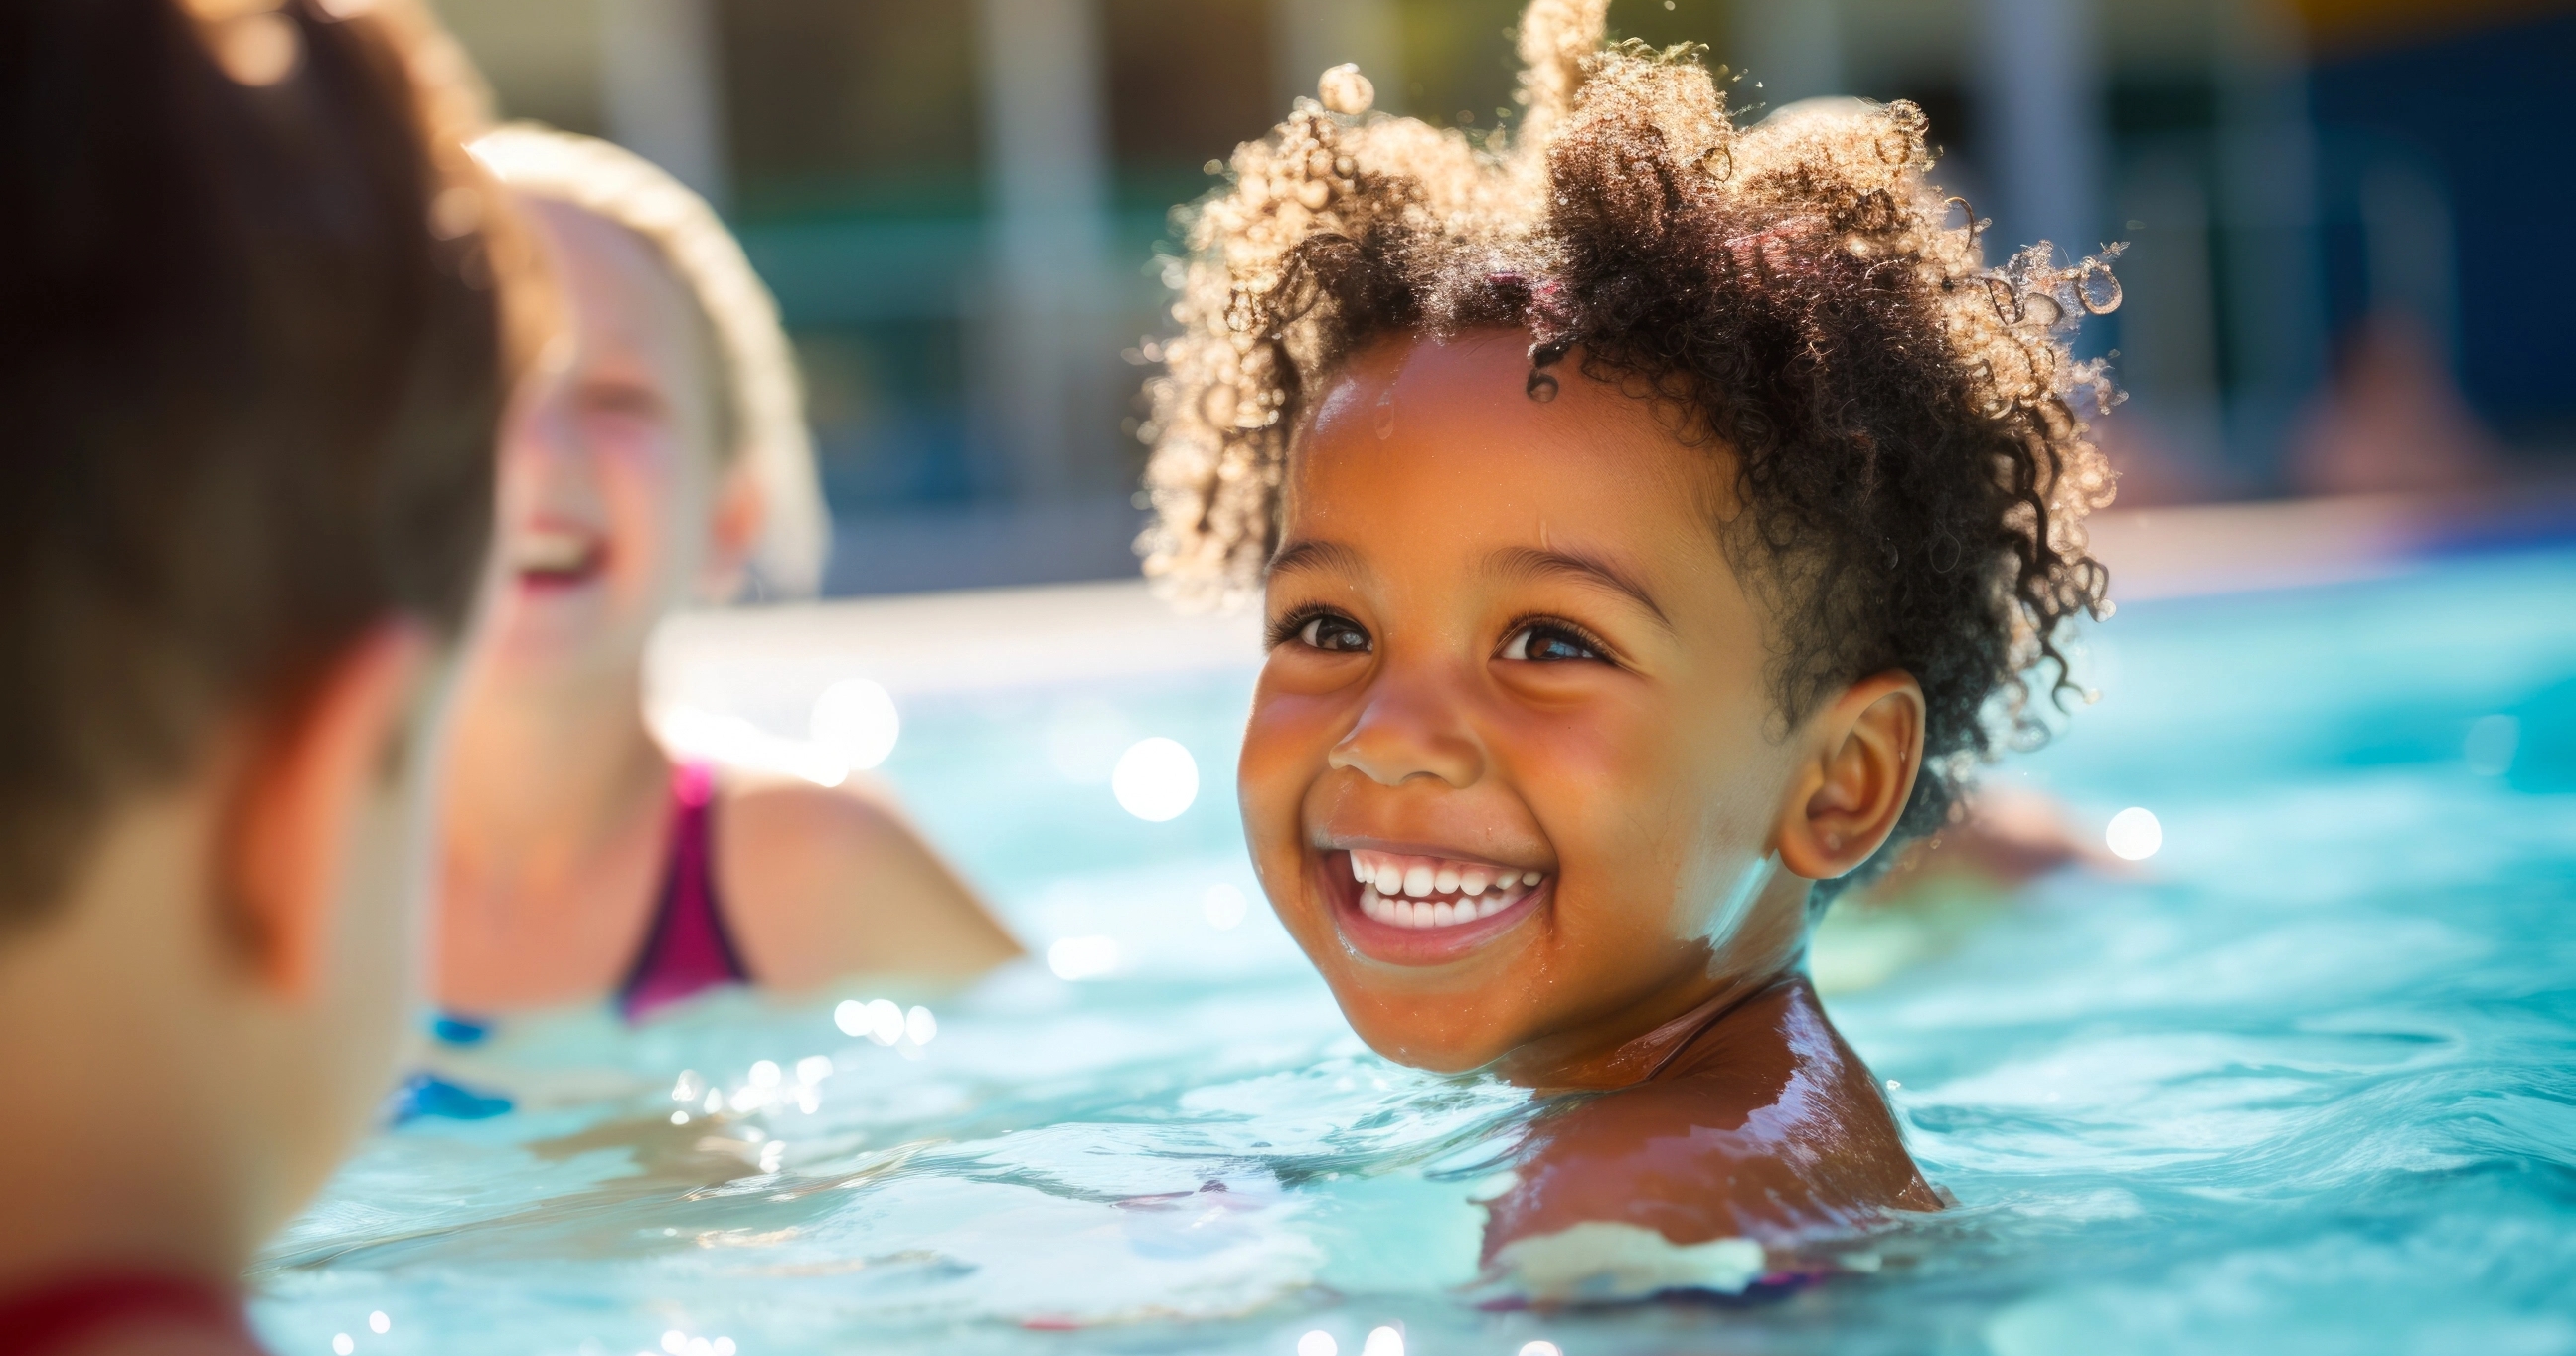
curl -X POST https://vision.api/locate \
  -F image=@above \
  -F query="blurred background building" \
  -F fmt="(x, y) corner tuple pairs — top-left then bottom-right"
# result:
(435, 0), (2576, 593)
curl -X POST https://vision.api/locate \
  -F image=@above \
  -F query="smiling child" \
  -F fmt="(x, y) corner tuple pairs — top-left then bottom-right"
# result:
(433, 129), (1017, 1025)
(1139, 0), (2118, 1297)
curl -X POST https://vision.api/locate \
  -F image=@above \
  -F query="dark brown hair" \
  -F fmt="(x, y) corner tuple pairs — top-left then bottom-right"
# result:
(1139, 0), (2119, 879)
(0, 0), (506, 918)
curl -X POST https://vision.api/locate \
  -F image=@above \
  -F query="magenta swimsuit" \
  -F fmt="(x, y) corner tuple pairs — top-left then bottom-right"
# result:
(406, 763), (749, 1120)
(617, 761), (752, 1021)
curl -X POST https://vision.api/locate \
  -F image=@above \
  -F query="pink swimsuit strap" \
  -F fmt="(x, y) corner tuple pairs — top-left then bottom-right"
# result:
(0, 1271), (256, 1356)
(617, 761), (752, 1021)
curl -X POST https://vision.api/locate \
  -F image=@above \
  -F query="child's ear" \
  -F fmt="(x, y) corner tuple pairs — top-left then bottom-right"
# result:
(1775, 670), (1925, 883)
(700, 459), (766, 600)
(224, 620), (432, 997)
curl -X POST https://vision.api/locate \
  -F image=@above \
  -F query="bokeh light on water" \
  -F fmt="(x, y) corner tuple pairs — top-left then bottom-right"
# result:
(2104, 805), (2163, 861)
(1111, 736), (1199, 821)
(807, 677), (899, 771)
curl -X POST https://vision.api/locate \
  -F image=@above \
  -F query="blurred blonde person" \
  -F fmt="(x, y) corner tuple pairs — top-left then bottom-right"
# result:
(438, 128), (1017, 1021)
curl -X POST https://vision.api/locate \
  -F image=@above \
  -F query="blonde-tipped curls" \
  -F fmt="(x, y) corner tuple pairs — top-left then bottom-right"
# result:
(1139, 0), (2121, 867)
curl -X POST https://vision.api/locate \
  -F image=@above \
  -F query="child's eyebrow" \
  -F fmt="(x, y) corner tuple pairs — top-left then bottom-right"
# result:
(1487, 546), (1673, 629)
(1267, 538), (1368, 580)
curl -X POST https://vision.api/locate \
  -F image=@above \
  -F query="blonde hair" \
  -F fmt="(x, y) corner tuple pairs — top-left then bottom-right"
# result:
(470, 124), (829, 597)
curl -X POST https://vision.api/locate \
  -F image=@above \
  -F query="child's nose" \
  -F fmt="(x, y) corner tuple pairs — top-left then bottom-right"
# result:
(1326, 667), (1484, 789)
(502, 382), (578, 469)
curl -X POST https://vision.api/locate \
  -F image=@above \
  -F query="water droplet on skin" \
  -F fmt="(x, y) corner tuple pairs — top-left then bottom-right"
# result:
(1526, 370), (1559, 403)
(1373, 388), (1396, 439)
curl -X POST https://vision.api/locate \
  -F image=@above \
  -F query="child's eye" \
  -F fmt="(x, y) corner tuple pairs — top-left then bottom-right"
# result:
(1290, 612), (1372, 653)
(1500, 621), (1607, 664)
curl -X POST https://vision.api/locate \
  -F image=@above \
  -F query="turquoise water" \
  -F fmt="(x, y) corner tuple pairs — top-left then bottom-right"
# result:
(255, 549), (2576, 1355)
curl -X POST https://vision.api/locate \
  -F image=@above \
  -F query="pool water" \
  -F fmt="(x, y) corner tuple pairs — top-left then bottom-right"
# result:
(254, 548), (2576, 1356)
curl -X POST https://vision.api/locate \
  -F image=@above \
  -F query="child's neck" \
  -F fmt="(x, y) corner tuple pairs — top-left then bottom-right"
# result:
(1513, 969), (1799, 1092)
(1498, 873), (1818, 1091)
(434, 659), (676, 1010)
(0, 797), (266, 1310)
(441, 659), (668, 883)
(0, 1048), (242, 1310)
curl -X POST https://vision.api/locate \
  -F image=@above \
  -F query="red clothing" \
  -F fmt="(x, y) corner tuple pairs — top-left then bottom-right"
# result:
(0, 1272), (257, 1356)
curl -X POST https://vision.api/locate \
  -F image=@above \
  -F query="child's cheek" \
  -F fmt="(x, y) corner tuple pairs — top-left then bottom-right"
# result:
(1236, 686), (1343, 870)
(1506, 688), (1757, 947)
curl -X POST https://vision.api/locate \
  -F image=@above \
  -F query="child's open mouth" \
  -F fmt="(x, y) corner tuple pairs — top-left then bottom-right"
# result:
(1323, 845), (1550, 964)
(513, 523), (607, 590)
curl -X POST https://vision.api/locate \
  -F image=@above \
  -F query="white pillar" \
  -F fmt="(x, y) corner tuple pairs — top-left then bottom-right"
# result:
(598, 0), (729, 209)
(1728, 0), (1843, 108)
(1270, 0), (1401, 112)
(1972, 0), (2104, 261)
(975, 0), (1116, 499)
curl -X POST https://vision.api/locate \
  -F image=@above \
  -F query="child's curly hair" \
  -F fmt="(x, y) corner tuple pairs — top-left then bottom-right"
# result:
(1137, 0), (2121, 864)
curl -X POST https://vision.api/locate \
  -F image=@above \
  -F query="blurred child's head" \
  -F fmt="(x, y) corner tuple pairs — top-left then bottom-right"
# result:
(466, 128), (826, 687)
(1142, 0), (2115, 1078)
(0, 0), (504, 1245)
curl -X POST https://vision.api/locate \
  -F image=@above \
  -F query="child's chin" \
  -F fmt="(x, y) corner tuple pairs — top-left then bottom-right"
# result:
(1337, 1004), (1512, 1075)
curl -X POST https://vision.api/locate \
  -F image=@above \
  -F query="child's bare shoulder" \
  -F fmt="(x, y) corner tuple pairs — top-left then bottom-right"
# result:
(722, 773), (917, 856)
(714, 774), (1018, 984)
(1483, 981), (1937, 1261)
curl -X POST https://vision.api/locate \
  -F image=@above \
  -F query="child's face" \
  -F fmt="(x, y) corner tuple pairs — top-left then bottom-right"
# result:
(481, 199), (741, 680)
(1240, 332), (1816, 1078)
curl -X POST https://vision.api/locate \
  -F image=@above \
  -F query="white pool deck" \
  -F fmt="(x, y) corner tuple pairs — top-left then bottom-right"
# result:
(654, 484), (2576, 720)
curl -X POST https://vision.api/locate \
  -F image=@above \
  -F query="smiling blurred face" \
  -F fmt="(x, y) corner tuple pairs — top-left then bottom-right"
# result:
(483, 198), (728, 679)
(1241, 332), (1817, 1080)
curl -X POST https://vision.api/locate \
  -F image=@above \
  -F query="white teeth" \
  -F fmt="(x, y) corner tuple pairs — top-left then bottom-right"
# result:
(516, 528), (595, 573)
(1342, 849), (1549, 930)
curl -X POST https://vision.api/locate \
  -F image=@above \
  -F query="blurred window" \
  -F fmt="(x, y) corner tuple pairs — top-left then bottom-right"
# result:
(721, 0), (983, 218)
